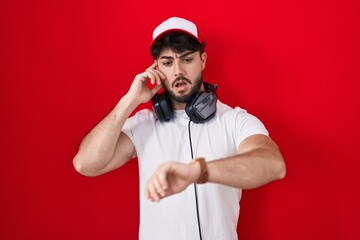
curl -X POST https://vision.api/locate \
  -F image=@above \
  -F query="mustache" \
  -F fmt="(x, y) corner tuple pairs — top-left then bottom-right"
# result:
(172, 76), (192, 88)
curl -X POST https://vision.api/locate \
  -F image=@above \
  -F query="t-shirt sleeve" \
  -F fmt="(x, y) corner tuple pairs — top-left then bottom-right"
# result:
(122, 115), (135, 143)
(121, 109), (155, 145)
(233, 107), (269, 147)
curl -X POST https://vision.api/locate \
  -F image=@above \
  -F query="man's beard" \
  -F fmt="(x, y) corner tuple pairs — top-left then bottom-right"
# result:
(164, 75), (203, 104)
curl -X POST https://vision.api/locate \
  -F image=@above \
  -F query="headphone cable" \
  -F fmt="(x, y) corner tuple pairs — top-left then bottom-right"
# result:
(188, 120), (203, 240)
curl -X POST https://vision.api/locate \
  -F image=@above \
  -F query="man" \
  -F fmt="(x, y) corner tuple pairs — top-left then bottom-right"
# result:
(73, 17), (286, 240)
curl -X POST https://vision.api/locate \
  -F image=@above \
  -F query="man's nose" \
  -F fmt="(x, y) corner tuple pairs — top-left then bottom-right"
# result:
(174, 61), (184, 77)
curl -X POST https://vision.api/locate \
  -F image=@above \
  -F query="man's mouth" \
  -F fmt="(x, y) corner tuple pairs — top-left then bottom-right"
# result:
(172, 77), (192, 89)
(175, 81), (187, 88)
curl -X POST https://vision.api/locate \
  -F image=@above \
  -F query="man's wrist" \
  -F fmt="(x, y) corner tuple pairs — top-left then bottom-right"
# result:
(117, 94), (140, 113)
(190, 157), (208, 184)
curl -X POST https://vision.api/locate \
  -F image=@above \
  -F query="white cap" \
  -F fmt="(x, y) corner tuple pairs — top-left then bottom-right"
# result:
(151, 17), (202, 47)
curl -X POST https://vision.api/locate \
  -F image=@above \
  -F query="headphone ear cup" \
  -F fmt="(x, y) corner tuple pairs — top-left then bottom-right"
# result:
(152, 92), (174, 122)
(185, 91), (217, 123)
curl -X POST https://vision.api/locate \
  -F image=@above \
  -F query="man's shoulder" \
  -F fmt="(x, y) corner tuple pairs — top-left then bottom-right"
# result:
(216, 100), (248, 117)
(128, 108), (156, 124)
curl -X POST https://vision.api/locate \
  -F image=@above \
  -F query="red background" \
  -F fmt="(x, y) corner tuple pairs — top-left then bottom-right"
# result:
(1, 0), (359, 239)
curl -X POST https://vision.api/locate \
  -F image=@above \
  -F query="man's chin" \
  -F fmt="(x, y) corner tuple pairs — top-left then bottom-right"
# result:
(170, 93), (192, 104)
(166, 78), (202, 104)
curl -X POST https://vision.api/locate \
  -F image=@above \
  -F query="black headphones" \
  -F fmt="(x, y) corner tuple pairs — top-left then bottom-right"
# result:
(152, 82), (218, 123)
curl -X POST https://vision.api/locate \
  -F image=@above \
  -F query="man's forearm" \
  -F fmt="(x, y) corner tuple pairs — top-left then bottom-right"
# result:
(73, 95), (138, 176)
(73, 62), (164, 177)
(206, 135), (286, 189)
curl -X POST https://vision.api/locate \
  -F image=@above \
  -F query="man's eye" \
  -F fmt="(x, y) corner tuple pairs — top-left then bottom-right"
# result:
(183, 58), (193, 63)
(163, 61), (172, 66)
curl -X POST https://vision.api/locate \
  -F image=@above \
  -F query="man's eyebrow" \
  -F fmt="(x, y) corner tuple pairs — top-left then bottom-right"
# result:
(179, 51), (195, 58)
(159, 51), (195, 60)
(159, 56), (173, 60)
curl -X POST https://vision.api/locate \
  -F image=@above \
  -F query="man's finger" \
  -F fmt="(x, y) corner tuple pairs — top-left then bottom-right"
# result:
(146, 181), (160, 202)
(146, 62), (158, 71)
(157, 171), (168, 191)
(146, 69), (160, 85)
(153, 175), (166, 198)
(150, 84), (163, 96)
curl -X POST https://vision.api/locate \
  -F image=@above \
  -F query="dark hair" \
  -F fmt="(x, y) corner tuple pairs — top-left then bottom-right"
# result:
(150, 32), (206, 59)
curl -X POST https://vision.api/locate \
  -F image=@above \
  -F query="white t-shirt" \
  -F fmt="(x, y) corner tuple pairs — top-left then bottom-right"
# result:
(122, 101), (268, 240)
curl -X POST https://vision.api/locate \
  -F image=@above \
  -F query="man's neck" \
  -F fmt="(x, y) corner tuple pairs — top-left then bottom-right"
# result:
(171, 102), (186, 110)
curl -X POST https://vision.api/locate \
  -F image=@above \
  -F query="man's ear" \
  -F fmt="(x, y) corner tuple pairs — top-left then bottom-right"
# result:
(200, 52), (207, 70)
